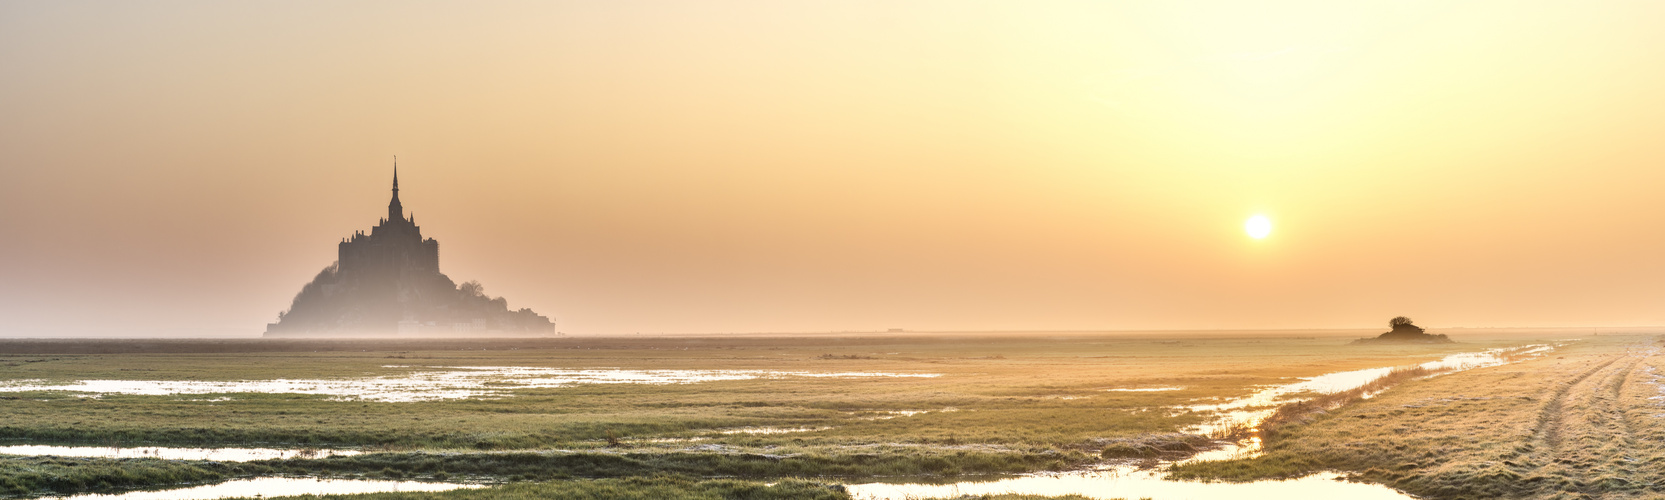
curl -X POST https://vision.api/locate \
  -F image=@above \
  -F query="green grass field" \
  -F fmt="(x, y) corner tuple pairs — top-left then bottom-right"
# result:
(0, 330), (1607, 498)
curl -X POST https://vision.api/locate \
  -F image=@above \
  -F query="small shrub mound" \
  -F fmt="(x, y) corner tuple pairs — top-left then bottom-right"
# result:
(1351, 316), (1453, 344)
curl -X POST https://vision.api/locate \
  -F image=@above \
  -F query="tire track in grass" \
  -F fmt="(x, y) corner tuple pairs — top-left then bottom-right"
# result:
(1580, 355), (1643, 494)
(1619, 349), (1665, 494)
(1513, 354), (1621, 492)
(1533, 356), (1620, 452)
(1517, 349), (1656, 496)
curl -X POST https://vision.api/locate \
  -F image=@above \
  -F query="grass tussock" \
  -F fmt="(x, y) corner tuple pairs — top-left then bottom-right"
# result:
(1094, 433), (1217, 459)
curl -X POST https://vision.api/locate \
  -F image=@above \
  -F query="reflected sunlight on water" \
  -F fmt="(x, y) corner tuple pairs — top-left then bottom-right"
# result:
(0, 367), (940, 402)
(845, 468), (1414, 500)
(0, 445), (358, 461)
(1185, 344), (1552, 436)
(858, 344), (1552, 500)
(40, 478), (481, 500)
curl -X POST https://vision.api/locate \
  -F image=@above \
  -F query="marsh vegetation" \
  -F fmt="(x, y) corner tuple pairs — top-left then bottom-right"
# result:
(0, 330), (1638, 499)
(1172, 334), (1665, 498)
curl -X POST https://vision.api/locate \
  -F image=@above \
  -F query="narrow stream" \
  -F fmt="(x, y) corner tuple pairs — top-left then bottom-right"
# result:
(36, 478), (483, 500)
(0, 367), (941, 402)
(846, 468), (1414, 500)
(1187, 344), (1550, 436)
(846, 344), (1554, 500)
(7, 345), (1552, 499)
(0, 445), (359, 461)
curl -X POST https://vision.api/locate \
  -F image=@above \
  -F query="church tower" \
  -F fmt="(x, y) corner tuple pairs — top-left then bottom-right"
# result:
(265, 160), (554, 337)
(388, 161), (405, 223)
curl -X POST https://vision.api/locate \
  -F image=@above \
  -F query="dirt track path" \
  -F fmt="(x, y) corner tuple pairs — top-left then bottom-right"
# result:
(1515, 346), (1660, 496)
(1101, 336), (1665, 498)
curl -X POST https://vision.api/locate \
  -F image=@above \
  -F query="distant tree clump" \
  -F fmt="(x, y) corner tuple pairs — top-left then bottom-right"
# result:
(1353, 316), (1452, 344)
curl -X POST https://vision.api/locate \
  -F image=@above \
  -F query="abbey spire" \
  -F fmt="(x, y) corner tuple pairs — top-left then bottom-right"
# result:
(388, 158), (404, 222)
(266, 160), (554, 337)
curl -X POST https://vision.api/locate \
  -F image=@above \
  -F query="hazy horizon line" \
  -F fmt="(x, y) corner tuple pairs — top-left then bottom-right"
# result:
(2, 324), (1654, 340)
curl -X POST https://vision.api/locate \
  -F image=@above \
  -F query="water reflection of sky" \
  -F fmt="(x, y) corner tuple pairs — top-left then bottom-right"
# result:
(846, 468), (1416, 500)
(1186, 344), (1552, 436)
(0, 445), (358, 461)
(4, 345), (1560, 500)
(850, 345), (1554, 500)
(0, 366), (940, 402)
(39, 478), (481, 500)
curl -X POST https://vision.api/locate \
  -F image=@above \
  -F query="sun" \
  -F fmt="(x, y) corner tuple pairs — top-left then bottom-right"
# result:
(1245, 215), (1272, 239)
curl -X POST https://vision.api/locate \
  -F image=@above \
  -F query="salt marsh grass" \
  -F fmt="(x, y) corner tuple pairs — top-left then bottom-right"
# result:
(3, 333), (1487, 453)
(1172, 333), (1665, 498)
(0, 331), (1577, 498)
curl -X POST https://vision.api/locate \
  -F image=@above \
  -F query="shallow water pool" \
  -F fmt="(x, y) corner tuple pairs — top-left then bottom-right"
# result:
(38, 477), (482, 500)
(0, 366), (941, 402)
(845, 467), (1415, 500)
(1185, 344), (1551, 436)
(0, 445), (359, 461)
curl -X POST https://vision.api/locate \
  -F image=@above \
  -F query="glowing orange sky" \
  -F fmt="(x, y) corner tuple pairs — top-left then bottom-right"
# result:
(4, 1), (1665, 336)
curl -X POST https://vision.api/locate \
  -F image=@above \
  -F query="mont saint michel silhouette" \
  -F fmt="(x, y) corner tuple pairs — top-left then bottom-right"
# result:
(265, 167), (554, 337)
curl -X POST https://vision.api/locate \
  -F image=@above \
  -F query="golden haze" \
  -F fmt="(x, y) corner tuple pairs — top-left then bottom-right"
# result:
(3, 1), (1664, 335)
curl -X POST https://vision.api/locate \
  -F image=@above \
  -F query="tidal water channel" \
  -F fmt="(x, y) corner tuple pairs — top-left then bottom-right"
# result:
(0, 445), (358, 462)
(845, 469), (1414, 500)
(38, 478), (481, 500)
(1188, 344), (1550, 435)
(0, 367), (940, 402)
(845, 344), (1554, 500)
(4, 345), (1551, 499)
